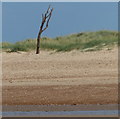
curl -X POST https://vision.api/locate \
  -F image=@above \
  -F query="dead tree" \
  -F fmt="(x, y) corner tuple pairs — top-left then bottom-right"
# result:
(36, 5), (54, 54)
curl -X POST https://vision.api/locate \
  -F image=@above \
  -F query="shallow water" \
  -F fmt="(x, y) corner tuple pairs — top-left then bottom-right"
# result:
(1, 110), (118, 117)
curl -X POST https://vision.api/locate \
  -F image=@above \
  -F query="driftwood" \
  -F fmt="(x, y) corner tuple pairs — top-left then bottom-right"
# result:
(36, 5), (54, 54)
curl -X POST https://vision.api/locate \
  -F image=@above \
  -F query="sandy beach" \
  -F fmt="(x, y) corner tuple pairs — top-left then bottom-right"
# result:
(2, 48), (118, 106)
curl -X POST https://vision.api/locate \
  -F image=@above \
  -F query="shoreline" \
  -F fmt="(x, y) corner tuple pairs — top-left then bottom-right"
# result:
(2, 104), (118, 112)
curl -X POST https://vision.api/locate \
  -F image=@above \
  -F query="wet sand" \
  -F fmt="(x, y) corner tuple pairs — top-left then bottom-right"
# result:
(2, 104), (118, 112)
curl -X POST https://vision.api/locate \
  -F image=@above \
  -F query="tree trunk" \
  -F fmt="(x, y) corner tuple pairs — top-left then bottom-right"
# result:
(36, 32), (41, 54)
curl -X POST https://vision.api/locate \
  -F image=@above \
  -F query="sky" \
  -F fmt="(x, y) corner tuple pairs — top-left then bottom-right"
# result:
(2, 2), (118, 43)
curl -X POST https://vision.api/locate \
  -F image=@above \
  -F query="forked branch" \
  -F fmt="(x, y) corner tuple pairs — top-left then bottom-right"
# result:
(36, 5), (54, 54)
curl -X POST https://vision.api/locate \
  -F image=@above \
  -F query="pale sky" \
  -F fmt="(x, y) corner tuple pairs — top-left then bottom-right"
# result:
(2, 2), (118, 42)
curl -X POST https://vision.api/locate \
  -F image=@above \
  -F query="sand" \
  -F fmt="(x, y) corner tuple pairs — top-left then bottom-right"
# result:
(2, 48), (118, 105)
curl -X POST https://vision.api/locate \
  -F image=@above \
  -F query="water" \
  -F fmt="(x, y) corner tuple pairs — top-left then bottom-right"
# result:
(1, 110), (118, 117)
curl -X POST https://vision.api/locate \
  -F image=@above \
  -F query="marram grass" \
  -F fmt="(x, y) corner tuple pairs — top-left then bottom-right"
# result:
(1, 30), (118, 52)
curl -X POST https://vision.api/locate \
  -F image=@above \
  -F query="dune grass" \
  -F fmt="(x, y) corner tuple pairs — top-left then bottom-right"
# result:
(1, 30), (118, 52)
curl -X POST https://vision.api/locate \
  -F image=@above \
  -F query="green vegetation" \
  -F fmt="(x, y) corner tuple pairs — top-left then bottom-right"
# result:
(1, 30), (118, 52)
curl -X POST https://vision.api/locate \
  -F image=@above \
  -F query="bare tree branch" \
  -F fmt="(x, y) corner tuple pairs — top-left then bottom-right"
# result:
(46, 5), (51, 14)
(42, 8), (53, 32)
(36, 5), (54, 54)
